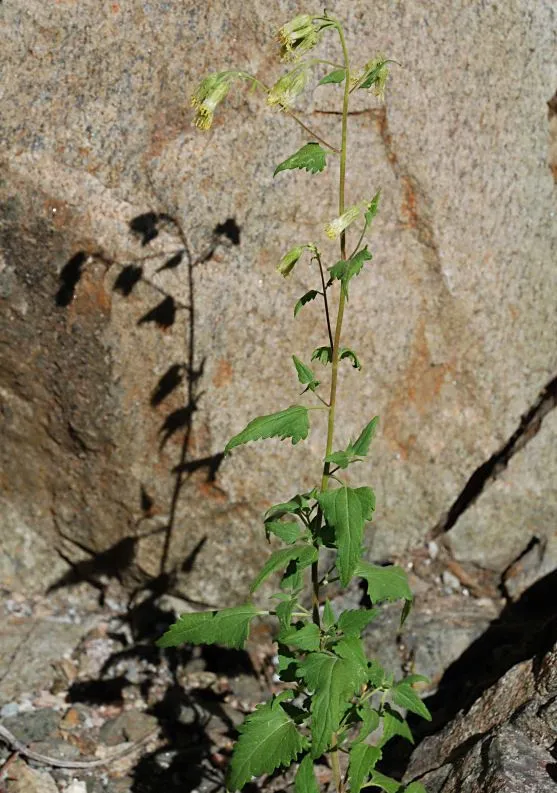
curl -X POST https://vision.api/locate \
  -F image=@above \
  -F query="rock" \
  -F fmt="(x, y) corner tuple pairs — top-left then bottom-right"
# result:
(29, 737), (82, 760)
(65, 782), (88, 793)
(4, 758), (58, 793)
(99, 709), (158, 746)
(1, 1), (556, 604)
(418, 726), (557, 793)
(2, 707), (60, 744)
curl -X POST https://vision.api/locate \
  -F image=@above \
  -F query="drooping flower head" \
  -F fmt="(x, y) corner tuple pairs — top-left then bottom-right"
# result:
(355, 56), (392, 101)
(278, 14), (321, 61)
(277, 243), (317, 277)
(324, 204), (363, 240)
(267, 63), (310, 109)
(191, 71), (237, 130)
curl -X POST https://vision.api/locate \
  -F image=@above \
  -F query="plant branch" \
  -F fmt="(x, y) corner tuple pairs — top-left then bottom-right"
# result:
(315, 252), (335, 349)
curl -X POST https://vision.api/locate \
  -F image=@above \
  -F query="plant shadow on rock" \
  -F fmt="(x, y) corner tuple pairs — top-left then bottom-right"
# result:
(49, 212), (258, 791)
(381, 567), (557, 779)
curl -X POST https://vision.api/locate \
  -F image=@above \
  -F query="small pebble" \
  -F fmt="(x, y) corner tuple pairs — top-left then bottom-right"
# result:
(0, 702), (20, 718)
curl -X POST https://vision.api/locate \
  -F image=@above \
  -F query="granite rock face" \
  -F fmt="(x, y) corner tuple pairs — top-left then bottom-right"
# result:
(1, 1), (556, 600)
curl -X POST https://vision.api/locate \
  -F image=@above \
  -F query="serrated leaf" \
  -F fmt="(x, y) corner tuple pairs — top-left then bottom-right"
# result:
(338, 608), (378, 637)
(322, 599), (335, 631)
(365, 190), (381, 225)
(265, 499), (304, 521)
(157, 604), (259, 650)
(350, 417), (379, 456)
(368, 658), (387, 689)
(311, 346), (332, 365)
(227, 695), (309, 791)
(276, 599), (295, 630)
(297, 648), (366, 757)
(339, 347), (362, 369)
(318, 486), (375, 586)
(349, 743), (382, 793)
(265, 520), (303, 545)
(368, 770), (403, 793)
(251, 545), (318, 593)
(293, 355), (320, 392)
(225, 405), (310, 452)
(402, 674), (430, 687)
(295, 754), (319, 793)
(355, 704), (381, 743)
(277, 647), (299, 682)
(294, 290), (319, 317)
(405, 784), (427, 793)
(391, 683), (432, 722)
(328, 246), (372, 299)
(379, 704), (414, 748)
(318, 68), (346, 85)
(279, 622), (321, 652)
(356, 562), (413, 606)
(274, 143), (328, 177)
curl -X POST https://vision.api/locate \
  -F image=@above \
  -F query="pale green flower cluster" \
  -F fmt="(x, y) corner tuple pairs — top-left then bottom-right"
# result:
(267, 64), (310, 109)
(278, 14), (321, 61)
(191, 71), (239, 130)
(324, 204), (363, 240)
(277, 243), (318, 277)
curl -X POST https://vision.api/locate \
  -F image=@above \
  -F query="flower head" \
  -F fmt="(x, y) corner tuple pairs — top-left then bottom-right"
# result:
(278, 14), (321, 61)
(191, 71), (236, 130)
(357, 57), (391, 101)
(277, 244), (307, 277)
(324, 204), (363, 240)
(267, 64), (309, 109)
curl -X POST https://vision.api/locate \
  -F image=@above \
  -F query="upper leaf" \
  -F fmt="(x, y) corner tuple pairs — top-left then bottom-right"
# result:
(338, 608), (378, 637)
(294, 290), (319, 318)
(318, 486), (376, 586)
(311, 346), (332, 365)
(354, 704), (380, 743)
(297, 648), (366, 757)
(225, 405), (310, 452)
(157, 604), (259, 650)
(279, 622), (321, 652)
(365, 189), (381, 225)
(379, 704), (414, 748)
(274, 143), (328, 176)
(251, 544), (318, 593)
(325, 417), (379, 470)
(355, 562), (412, 606)
(405, 784), (428, 793)
(391, 682), (432, 722)
(328, 246), (372, 299)
(318, 68), (346, 85)
(227, 693), (309, 791)
(339, 347), (362, 370)
(349, 743), (382, 793)
(367, 770), (403, 793)
(265, 520), (304, 545)
(293, 355), (320, 392)
(294, 754), (319, 793)
(322, 599), (336, 631)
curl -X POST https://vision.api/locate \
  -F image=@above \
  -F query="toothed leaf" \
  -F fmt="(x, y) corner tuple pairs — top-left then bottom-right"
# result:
(227, 694), (309, 791)
(322, 599), (336, 631)
(339, 347), (362, 369)
(274, 143), (328, 176)
(279, 622), (321, 652)
(311, 346), (332, 365)
(349, 743), (382, 793)
(338, 608), (378, 637)
(294, 290), (319, 317)
(328, 246), (372, 299)
(295, 754), (319, 793)
(379, 704), (414, 747)
(318, 486), (376, 585)
(251, 545), (318, 593)
(350, 417), (379, 456)
(367, 770), (403, 793)
(225, 405), (310, 452)
(265, 520), (304, 544)
(157, 604), (259, 650)
(293, 355), (320, 392)
(391, 682), (432, 722)
(356, 562), (412, 606)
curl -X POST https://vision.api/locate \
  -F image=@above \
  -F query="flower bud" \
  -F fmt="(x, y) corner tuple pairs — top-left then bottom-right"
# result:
(267, 64), (309, 109)
(324, 204), (363, 240)
(278, 15), (321, 61)
(277, 245), (307, 277)
(357, 57), (391, 101)
(191, 71), (236, 130)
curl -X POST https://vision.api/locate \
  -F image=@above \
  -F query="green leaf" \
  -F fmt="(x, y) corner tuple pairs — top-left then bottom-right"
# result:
(328, 246), (372, 299)
(368, 770), (403, 793)
(323, 450), (354, 469)
(277, 647), (299, 682)
(274, 143), (328, 177)
(279, 623), (321, 652)
(338, 608), (378, 637)
(265, 520), (303, 545)
(379, 704), (414, 747)
(405, 784), (427, 793)
(402, 674), (430, 687)
(391, 683), (432, 722)
(349, 743), (382, 793)
(297, 647), (366, 757)
(157, 604), (259, 650)
(368, 659), (387, 689)
(251, 545), (318, 593)
(322, 599), (335, 631)
(318, 68), (346, 85)
(295, 754), (319, 793)
(339, 347), (361, 369)
(318, 486), (376, 586)
(293, 355), (320, 392)
(294, 290), (319, 317)
(365, 190), (381, 225)
(225, 405), (310, 452)
(354, 704), (380, 743)
(276, 598), (295, 630)
(265, 498), (305, 521)
(350, 417), (380, 456)
(311, 346), (332, 365)
(227, 694), (309, 791)
(356, 562), (413, 606)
